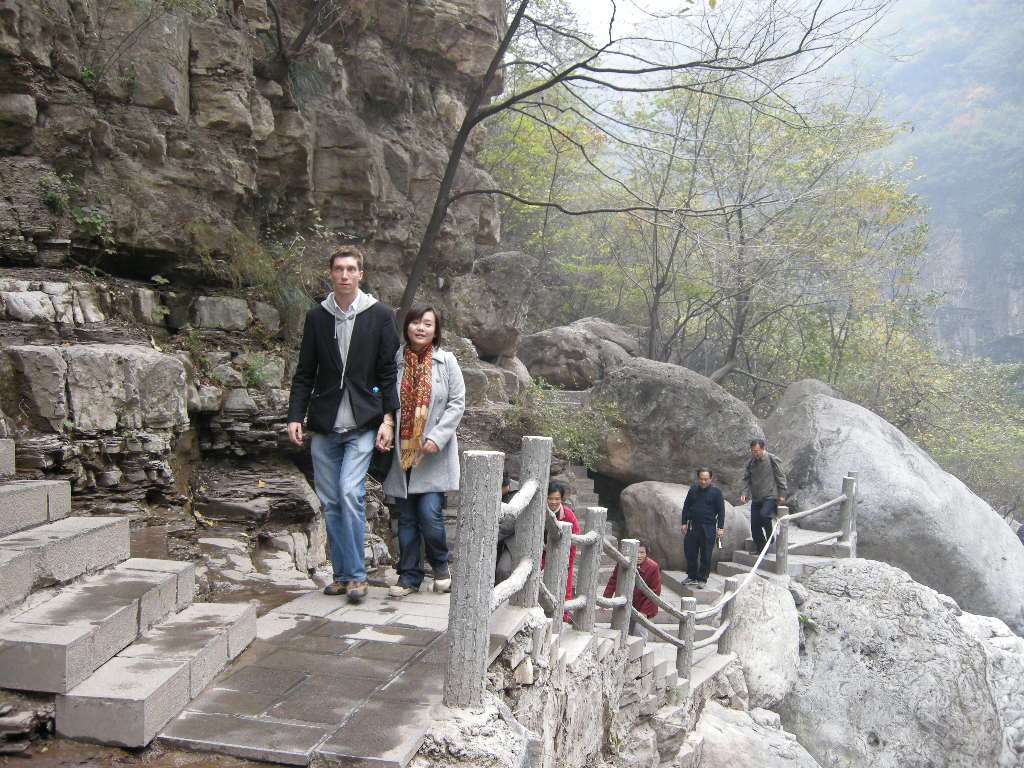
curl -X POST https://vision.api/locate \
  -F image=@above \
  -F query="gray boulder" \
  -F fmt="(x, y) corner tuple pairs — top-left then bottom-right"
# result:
(593, 359), (763, 496)
(957, 613), (1024, 767)
(727, 575), (800, 709)
(448, 251), (536, 358)
(620, 481), (746, 571)
(695, 702), (821, 768)
(767, 379), (1024, 633)
(519, 317), (639, 389)
(781, 559), (1002, 768)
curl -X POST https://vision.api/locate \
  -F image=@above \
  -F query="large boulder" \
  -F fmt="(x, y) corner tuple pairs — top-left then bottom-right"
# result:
(448, 251), (536, 358)
(518, 317), (639, 389)
(781, 559), (1003, 768)
(957, 613), (1024, 767)
(695, 702), (822, 768)
(767, 379), (1024, 633)
(593, 359), (763, 496)
(620, 481), (746, 571)
(727, 575), (800, 709)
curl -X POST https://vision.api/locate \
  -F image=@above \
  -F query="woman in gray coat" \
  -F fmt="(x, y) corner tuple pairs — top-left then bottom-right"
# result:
(382, 305), (466, 596)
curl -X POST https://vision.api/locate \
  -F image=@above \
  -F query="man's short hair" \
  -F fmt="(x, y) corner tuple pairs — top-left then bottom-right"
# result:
(750, 438), (766, 449)
(402, 305), (443, 347)
(547, 481), (566, 498)
(329, 244), (364, 271)
(696, 467), (713, 478)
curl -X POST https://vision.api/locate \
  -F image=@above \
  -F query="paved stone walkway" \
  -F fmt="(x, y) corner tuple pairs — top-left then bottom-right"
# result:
(158, 586), (526, 767)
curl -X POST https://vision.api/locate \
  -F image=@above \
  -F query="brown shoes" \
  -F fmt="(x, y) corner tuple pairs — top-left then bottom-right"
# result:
(346, 581), (368, 603)
(324, 581), (348, 596)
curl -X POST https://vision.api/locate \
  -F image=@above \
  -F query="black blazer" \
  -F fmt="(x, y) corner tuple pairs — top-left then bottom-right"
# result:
(287, 301), (401, 434)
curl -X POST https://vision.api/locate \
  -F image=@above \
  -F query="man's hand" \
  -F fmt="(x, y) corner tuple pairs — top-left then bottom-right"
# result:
(680, 523), (688, 536)
(422, 439), (439, 455)
(716, 528), (725, 540)
(287, 421), (304, 446)
(777, 496), (786, 505)
(739, 494), (748, 504)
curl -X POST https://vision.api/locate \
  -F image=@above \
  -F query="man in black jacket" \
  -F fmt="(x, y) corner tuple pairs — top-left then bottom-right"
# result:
(681, 468), (725, 588)
(287, 245), (400, 603)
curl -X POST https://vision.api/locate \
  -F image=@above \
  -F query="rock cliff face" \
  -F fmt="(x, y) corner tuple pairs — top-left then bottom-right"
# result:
(0, 0), (502, 299)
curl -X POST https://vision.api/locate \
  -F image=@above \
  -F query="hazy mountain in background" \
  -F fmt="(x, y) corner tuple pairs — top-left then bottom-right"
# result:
(868, 0), (1023, 358)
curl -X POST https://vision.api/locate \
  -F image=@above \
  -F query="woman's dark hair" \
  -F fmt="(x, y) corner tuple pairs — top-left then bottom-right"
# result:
(636, 539), (649, 551)
(402, 305), (442, 347)
(547, 481), (566, 498)
(750, 438), (766, 449)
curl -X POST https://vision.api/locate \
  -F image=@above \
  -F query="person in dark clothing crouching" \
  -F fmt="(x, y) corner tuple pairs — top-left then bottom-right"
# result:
(681, 468), (725, 588)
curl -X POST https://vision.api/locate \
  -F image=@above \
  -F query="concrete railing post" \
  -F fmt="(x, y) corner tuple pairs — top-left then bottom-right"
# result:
(612, 539), (639, 645)
(444, 450), (503, 708)
(677, 596), (696, 682)
(543, 520), (573, 635)
(775, 509), (790, 577)
(846, 471), (858, 558)
(573, 507), (606, 632)
(510, 436), (553, 609)
(718, 577), (740, 655)
(839, 474), (856, 558)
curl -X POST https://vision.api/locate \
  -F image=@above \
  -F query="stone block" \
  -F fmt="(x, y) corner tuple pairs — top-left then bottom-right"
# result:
(627, 634), (645, 661)
(0, 548), (32, 611)
(169, 601), (256, 660)
(119, 622), (228, 698)
(0, 515), (129, 585)
(193, 296), (252, 331)
(120, 557), (196, 610)
(315, 698), (435, 768)
(56, 656), (190, 747)
(0, 482), (48, 536)
(0, 622), (96, 693)
(160, 711), (328, 765)
(0, 438), (13, 478)
(641, 649), (656, 675)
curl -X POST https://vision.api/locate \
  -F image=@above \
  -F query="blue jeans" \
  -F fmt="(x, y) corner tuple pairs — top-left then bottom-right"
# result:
(395, 492), (450, 589)
(751, 498), (778, 554)
(310, 429), (376, 583)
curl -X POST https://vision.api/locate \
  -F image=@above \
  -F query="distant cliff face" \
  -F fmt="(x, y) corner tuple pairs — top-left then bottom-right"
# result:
(0, 0), (502, 301)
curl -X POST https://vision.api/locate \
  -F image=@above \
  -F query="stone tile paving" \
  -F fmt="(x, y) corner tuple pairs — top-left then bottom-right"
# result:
(159, 585), (456, 767)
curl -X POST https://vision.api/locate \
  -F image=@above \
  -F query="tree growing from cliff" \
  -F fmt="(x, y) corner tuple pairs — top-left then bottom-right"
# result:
(397, 0), (894, 314)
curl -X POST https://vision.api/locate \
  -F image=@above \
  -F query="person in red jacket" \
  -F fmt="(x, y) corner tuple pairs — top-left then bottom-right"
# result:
(543, 482), (579, 621)
(603, 541), (662, 638)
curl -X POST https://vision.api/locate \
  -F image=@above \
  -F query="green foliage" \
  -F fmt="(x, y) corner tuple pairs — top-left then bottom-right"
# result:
(241, 352), (270, 390)
(39, 172), (79, 213)
(71, 205), (115, 251)
(504, 379), (619, 469)
(798, 613), (818, 633)
(180, 325), (209, 373)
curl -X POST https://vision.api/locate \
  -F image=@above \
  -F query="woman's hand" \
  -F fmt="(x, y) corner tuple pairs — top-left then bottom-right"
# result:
(376, 422), (394, 452)
(421, 439), (439, 455)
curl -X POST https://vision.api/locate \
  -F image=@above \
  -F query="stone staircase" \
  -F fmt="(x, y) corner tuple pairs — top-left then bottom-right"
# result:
(0, 437), (256, 747)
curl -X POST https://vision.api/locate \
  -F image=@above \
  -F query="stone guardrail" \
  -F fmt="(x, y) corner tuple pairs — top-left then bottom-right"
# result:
(619, 472), (859, 694)
(445, 441), (857, 708)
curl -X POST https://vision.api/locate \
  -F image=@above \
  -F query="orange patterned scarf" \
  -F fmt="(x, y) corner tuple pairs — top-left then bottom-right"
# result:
(400, 345), (433, 471)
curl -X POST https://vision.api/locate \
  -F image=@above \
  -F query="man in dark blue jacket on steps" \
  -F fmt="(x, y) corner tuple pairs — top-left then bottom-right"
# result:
(680, 468), (725, 588)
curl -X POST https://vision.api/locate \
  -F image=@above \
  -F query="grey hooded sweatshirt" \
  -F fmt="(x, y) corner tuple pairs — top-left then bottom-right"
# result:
(321, 289), (378, 432)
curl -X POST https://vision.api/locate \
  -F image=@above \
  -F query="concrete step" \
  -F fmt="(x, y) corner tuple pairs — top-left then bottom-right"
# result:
(741, 534), (845, 558)
(732, 550), (836, 577)
(0, 557), (194, 693)
(56, 601), (256, 748)
(0, 479), (71, 537)
(0, 515), (129, 596)
(0, 438), (15, 479)
(661, 570), (725, 604)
